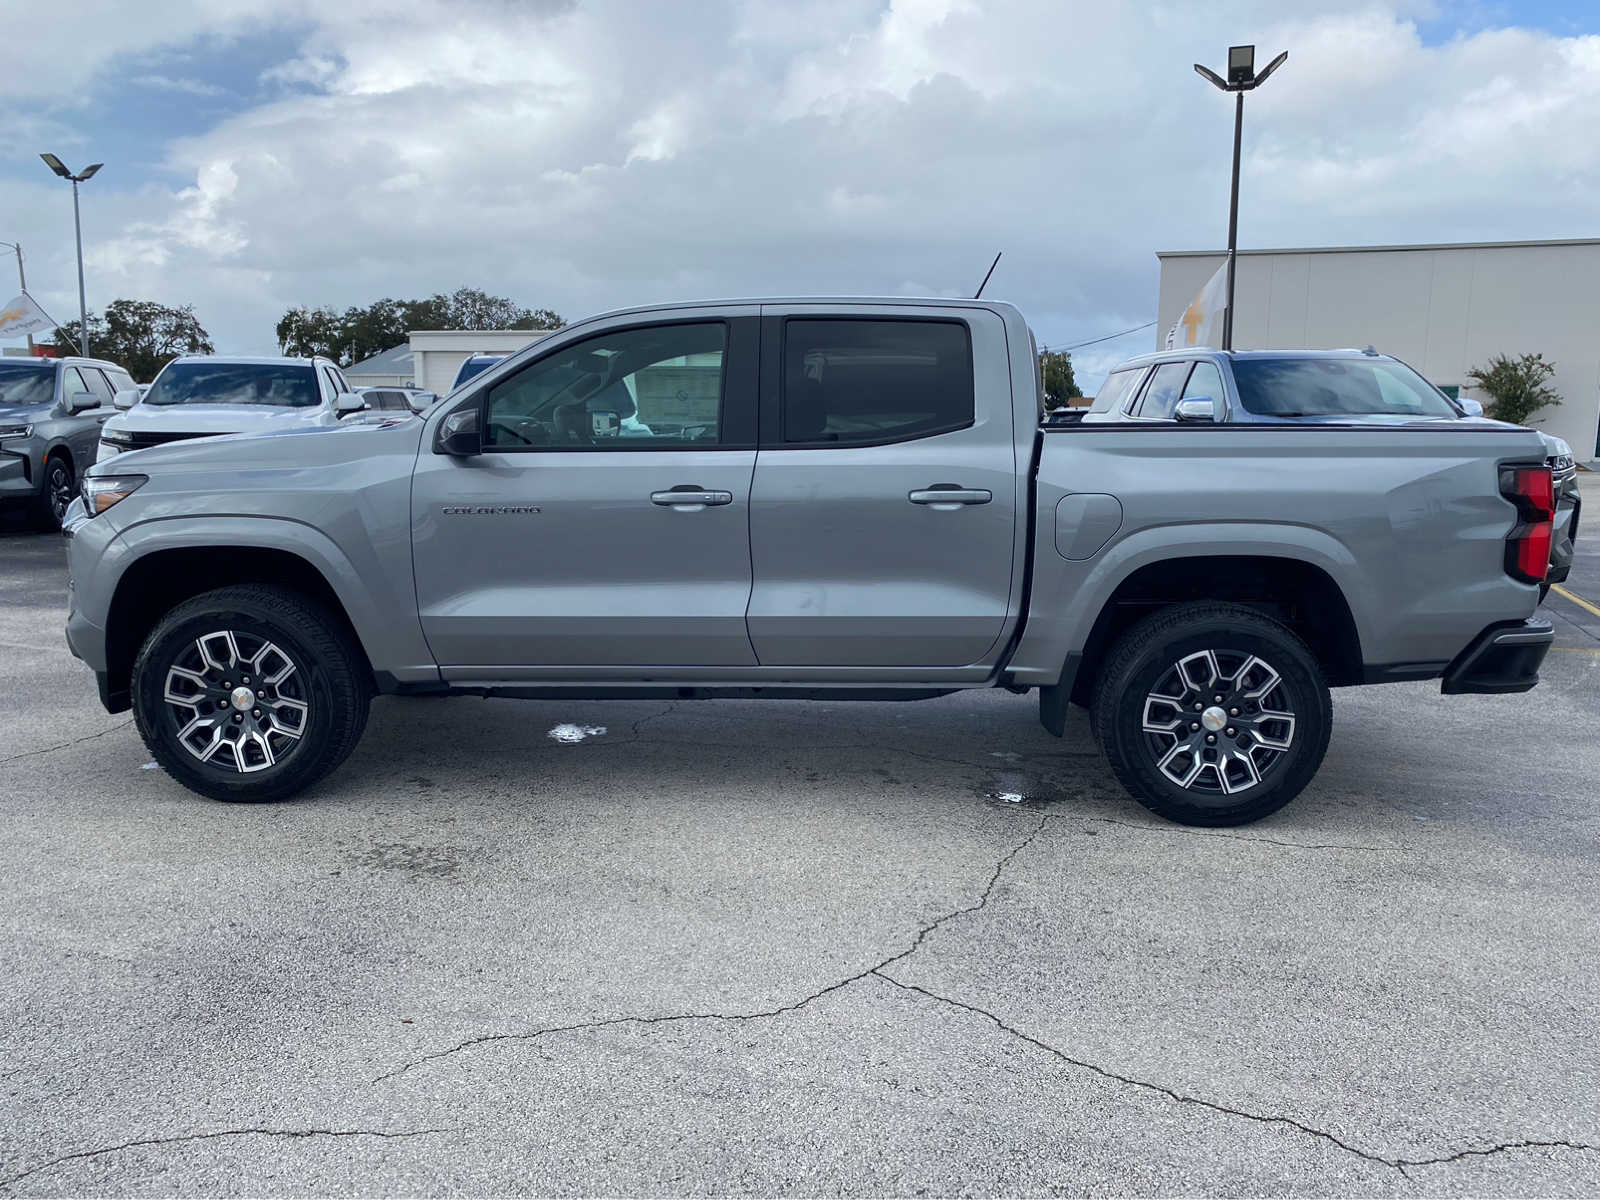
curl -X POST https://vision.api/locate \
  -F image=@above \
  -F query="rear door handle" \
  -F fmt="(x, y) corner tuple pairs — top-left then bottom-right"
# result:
(651, 486), (733, 509)
(909, 486), (992, 508)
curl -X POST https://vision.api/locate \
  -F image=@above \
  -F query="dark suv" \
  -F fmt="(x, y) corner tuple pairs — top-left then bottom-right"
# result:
(0, 356), (135, 528)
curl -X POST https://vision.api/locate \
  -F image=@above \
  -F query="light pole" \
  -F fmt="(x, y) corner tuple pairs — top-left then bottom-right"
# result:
(0, 240), (33, 353)
(1194, 45), (1287, 351)
(38, 153), (103, 357)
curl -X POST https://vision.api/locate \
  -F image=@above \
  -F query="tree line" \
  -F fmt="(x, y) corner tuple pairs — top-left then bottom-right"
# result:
(45, 287), (562, 381)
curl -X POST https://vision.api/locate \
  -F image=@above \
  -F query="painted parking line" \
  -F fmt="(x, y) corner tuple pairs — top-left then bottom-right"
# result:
(1550, 646), (1600, 655)
(1551, 583), (1600, 620)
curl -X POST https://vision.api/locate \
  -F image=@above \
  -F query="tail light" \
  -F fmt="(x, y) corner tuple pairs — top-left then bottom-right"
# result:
(1499, 465), (1555, 584)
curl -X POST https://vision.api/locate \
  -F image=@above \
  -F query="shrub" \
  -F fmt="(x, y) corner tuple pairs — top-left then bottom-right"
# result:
(1465, 353), (1561, 426)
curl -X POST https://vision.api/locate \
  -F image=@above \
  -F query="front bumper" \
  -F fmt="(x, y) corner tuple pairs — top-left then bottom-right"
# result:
(1441, 618), (1554, 695)
(0, 440), (39, 499)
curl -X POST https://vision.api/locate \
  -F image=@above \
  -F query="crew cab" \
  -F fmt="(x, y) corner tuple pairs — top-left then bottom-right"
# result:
(61, 299), (1556, 826)
(96, 356), (366, 462)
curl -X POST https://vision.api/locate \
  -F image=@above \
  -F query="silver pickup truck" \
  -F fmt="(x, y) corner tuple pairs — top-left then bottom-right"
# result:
(61, 298), (1557, 826)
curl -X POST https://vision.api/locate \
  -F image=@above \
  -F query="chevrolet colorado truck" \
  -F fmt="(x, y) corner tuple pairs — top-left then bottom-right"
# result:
(61, 299), (1557, 826)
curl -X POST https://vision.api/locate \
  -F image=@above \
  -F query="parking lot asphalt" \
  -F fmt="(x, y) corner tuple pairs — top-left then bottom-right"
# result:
(2, 481), (1598, 1197)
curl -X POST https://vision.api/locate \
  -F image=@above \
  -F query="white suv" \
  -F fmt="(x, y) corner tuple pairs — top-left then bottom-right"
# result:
(97, 356), (366, 462)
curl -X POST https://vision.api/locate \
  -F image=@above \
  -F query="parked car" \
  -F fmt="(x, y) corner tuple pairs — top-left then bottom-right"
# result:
(450, 354), (506, 390)
(1084, 348), (1580, 590)
(1539, 432), (1580, 597)
(357, 386), (437, 414)
(0, 355), (135, 528)
(95, 356), (366, 463)
(63, 298), (1555, 827)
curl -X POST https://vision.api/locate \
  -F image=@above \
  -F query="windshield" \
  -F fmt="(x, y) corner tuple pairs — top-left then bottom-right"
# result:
(0, 364), (54, 409)
(1231, 358), (1459, 419)
(144, 362), (319, 408)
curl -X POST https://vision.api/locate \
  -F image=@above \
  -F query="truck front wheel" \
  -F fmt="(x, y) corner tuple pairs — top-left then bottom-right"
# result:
(131, 585), (371, 803)
(1091, 603), (1332, 827)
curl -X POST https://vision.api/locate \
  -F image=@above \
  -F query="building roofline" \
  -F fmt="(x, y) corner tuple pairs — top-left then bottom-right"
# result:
(1157, 236), (1600, 259)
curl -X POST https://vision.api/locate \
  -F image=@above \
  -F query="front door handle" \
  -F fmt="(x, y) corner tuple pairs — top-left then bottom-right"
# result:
(909, 485), (992, 508)
(651, 485), (733, 509)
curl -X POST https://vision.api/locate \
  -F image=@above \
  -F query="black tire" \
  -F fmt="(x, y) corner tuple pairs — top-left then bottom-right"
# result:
(33, 455), (73, 531)
(1090, 602), (1332, 827)
(132, 584), (371, 803)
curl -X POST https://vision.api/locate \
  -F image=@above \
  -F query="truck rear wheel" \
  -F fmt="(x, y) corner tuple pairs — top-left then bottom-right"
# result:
(1091, 603), (1332, 827)
(131, 585), (371, 803)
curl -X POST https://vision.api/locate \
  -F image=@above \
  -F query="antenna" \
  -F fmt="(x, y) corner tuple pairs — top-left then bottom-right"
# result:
(973, 251), (1002, 299)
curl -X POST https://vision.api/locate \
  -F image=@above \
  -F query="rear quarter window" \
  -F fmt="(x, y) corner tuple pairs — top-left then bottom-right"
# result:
(1088, 368), (1145, 415)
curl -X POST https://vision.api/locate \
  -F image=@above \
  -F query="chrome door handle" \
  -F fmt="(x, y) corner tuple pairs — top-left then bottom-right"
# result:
(909, 486), (992, 507)
(651, 487), (733, 508)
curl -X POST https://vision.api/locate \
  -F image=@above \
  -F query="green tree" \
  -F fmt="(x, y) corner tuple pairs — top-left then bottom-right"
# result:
(48, 300), (214, 382)
(1038, 347), (1081, 410)
(275, 289), (564, 368)
(1465, 353), (1561, 426)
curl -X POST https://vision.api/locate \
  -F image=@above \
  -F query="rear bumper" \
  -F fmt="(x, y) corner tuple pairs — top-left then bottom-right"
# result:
(1440, 618), (1553, 695)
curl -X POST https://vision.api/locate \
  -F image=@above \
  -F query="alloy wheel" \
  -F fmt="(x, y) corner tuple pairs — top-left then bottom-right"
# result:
(47, 463), (72, 521)
(162, 630), (309, 773)
(1140, 649), (1297, 795)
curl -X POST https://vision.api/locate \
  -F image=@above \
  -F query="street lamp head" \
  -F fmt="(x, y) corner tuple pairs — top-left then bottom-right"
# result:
(78, 163), (103, 181)
(40, 152), (71, 179)
(1227, 44), (1255, 85)
(1253, 50), (1289, 87)
(1193, 62), (1228, 91)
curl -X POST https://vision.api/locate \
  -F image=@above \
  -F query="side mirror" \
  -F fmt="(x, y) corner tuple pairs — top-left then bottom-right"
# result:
(1457, 397), (1485, 418)
(1174, 396), (1221, 422)
(113, 387), (139, 410)
(435, 405), (482, 457)
(408, 392), (437, 413)
(335, 392), (366, 415)
(67, 390), (100, 414)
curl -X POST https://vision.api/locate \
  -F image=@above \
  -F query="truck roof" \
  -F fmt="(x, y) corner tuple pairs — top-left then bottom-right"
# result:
(164, 355), (330, 367)
(560, 295), (1027, 330)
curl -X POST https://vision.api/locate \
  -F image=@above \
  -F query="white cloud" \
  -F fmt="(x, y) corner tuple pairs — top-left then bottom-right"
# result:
(128, 74), (226, 97)
(5, 0), (1598, 393)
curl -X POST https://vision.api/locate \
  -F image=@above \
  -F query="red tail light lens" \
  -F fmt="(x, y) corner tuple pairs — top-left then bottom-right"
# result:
(1499, 465), (1555, 584)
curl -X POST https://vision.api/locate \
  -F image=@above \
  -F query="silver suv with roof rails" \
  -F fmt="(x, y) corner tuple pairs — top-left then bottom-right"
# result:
(61, 298), (1558, 827)
(0, 355), (135, 528)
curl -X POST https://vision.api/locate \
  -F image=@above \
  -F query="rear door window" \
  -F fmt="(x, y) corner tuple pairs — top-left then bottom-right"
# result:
(80, 367), (116, 404)
(779, 319), (973, 446)
(1133, 362), (1193, 419)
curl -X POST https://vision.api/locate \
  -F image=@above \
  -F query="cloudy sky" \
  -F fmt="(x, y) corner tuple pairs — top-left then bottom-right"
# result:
(1, 0), (1595, 389)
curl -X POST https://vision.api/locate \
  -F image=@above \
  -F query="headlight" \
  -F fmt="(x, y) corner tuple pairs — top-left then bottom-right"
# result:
(81, 474), (148, 516)
(0, 423), (32, 440)
(99, 428), (136, 447)
(1550, 454), (1574, 473)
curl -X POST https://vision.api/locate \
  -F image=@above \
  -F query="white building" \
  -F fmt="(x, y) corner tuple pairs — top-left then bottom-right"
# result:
(408, 329), (556, 396)
(1157, 237), (1599, 463)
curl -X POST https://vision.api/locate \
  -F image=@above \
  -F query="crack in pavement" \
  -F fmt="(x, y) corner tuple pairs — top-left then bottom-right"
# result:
(0, 720), (133, 768)
(869, 971), (1600, 1176)
(0, 1127), (447, 1190)
(372, 812), (1053, 1084)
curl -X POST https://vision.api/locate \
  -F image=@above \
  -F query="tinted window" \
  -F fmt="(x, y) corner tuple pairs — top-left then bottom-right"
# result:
(1182, 361), (1225, 405)
(486, 323), (726, 449)
(1087, 368), (1146, 415)
(144, 363), (320, 408)
(64, 367), (103, 405)
(453, 356), (505, 389)
(319, 367), (344, 402)
(782, 319), (973, 445)
(1232, 358), (1459, 418)
(80, 367), (116, 402)
(1135, 361), (1192, 419)
(0, 364), (55, 408)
